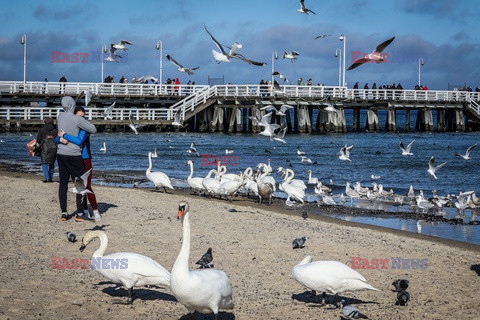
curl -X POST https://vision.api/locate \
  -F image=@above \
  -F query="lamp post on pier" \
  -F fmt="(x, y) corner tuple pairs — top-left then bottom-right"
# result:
(156, 40), (163, 88)
(335, 48), (342, 87)
(271, 51), (278, 86)
(339, 34), (347, 87)
(418, 57), (424, 86)
(20, 34), (26, 83)
(100, 44), (107, 82)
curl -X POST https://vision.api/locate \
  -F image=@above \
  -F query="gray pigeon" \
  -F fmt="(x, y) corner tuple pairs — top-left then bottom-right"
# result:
(396, 290), (410, 306)
(196, 247), (213, 269)
(392, 279), (409, 292)
(66, 232), (76, 243)
(341, 300), (368, 319)
(292, 236), (307, 249)
(302, 210), (308, 219)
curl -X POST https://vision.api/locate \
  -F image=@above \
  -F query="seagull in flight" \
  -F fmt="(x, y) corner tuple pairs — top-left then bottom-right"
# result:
(102, 102), (115, 120)
(283, 50), (300, 62)
(314, 34), (330, 39)
(427, 156), (447, 180)
(128, 116), (140, 135)
(271, 127), (287, 144)
(69, 169), (93, 196)
(204, 25), (266, 66)
(297, 0), (316, 15)
(112, 40), (133, 52)
(260, 104), (293, 116)
(399, 140), (414, 156)
(166, 54), (199, 75)
(172, 111), (184, 127)
(339, 144), (353, 161)
(347, 36), (395, 70)
(105, 45), (122, 63)
(137, 75), (158, 84)
(455, 144), (477, 160)
(187, 142), (200, 157)
(272, 71), (288, 83)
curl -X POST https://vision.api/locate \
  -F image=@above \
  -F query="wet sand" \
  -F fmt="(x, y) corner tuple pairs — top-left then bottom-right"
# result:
(0, 169), (479, 320)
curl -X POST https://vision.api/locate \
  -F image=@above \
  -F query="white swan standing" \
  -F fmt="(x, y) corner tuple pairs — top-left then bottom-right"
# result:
(146, 151), (174, 192)
(292, 256), (379, 305)
(186, 160), (205, 194)
(79, 230), (170, 304)
(202, 169), (221, 197)
(171, 201), (234, 318)
(217, 172), (244, 201)
(280, 169), (305, 204)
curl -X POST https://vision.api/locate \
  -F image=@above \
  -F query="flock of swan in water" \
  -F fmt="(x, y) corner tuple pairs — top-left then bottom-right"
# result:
(143, 143), (480, 223)
(79, 201), (381, 319)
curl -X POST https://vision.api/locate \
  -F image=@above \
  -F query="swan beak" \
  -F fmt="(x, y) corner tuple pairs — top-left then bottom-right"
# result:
(177, 207), (185, 219)
(79, 244), (86, 252)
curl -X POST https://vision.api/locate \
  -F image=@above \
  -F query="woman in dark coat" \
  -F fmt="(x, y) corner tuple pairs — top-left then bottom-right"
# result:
(36, 117), (58, 182)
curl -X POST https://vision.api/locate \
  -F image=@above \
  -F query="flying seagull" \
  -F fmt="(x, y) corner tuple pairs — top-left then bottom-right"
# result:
(204, 25), (266, 66)
(172, 111), (184, 127)
(297, 0), (316, 15)
(69, 169), (93, 196)
(137, 75), (158, 84)
(283, 50), (300, 62)
(195, 247), (214, 269)
(166, 54), (199, 75)
(427, 156), (447, 180)
(112, 40), (133, 52)
(399, 140), (414, 156)
(347, 36), (395, 70)
(455, 144), (477, 160)
(272, 71), (288, 83)
(271, 127), (287, 144)
(260, 104), (293, 116)
(105, 45), (122, 63)
(339, 144), (353, 161)
(314, 34), (330, 39)
(187, 142), (199, 157)
(102, 102), (115, 120)
(129, 116), (140, 135)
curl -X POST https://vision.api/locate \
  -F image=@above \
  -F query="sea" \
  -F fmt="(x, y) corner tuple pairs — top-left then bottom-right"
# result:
(1, 110), (479, 245)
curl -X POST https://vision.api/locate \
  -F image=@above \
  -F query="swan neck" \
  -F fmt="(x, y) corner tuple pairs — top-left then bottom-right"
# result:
(92, 232), (108, 257)
(147, 152), (152, 175)
(173, 211), (191, 274)
(188, 161), (194, 179)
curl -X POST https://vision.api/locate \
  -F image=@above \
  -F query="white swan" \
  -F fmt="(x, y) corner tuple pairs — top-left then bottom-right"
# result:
(280, 169), (305, 203)
(202, 169), (221, 197)
(152, 147), (158, 158)
(280, 168), (307, 191)
(257, 162), (276, 191)
(307, 170), (318, 184)
(100, 142), (107, 153)
(292, 256), (379, 305)
(255, 170), (274, 204)
(243, 167), (259, 197)
(79, 230), (170, 304)
(146, 151), (174, 192)
(217, 172), (244, 201)
(186, 160), (205, 193)
(218, 164), (240, 182)
(171, 201), (234, 317)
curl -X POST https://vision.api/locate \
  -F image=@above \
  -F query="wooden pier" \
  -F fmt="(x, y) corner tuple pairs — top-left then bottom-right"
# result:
(1, 81), (479, 133)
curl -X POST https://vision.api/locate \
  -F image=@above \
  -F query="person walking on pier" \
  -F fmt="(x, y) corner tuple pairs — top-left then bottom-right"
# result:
(56, 96), (96, 222)
(59, 75), (67, 94)
(36, 117), (57, 182)
(57, 106), (101, 222)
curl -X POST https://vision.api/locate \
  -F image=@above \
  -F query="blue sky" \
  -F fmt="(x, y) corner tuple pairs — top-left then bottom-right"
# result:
(0, 0), (479, 89)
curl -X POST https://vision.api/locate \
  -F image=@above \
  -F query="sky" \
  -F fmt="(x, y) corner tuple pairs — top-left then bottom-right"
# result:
(0, 0), (479, 90)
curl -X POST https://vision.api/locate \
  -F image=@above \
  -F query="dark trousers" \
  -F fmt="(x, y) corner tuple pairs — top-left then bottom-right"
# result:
(57, 154), (85, 214)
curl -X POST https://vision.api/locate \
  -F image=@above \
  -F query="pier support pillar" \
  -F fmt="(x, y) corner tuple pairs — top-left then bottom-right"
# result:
(366, 109), (379, 131)
(242, 108), (248, 133)
(316, 108), (329, 133)
(286, 109), (293, 133)
(437, 109), (446, 132)
(335, 108), (347, 133)
(227, 107), (241, 133)
(251, 108), (262, 134)
(209, 106), (224, 132)
(298, 106), (312, 133)
(455, 110), (465, 131)
(405, 109), (411, 131)
(424, 109), (433, 132)
(385, 108), (396, 132)
(353, 108), (360, 131)
(293, 106), (298, 133)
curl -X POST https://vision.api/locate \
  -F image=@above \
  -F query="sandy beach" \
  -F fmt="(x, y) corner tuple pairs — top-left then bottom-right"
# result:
(0, 169), (479, 320)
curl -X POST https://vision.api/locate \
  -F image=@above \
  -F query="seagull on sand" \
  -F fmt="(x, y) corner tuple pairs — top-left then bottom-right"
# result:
(339, 144), (353, 161)
(347, 36), (395, 70)
(105, 45), (122, 63)
(272, 71), (288, 83)
(166, 54), (199, 75)
(112, 40), (133, 51)
(260, 104), (293, 116)
(69, 169), (93, 196)
(204, 25), (266, 66)
(102, 102), (115, 120)
(314, 34), (330, 39)
(427, 156), (447, 180)
(455, 144), (477, 160)
(283, 50), (300, 62)
(399, 140), (414, 156)
(297, 0), (316, 15)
